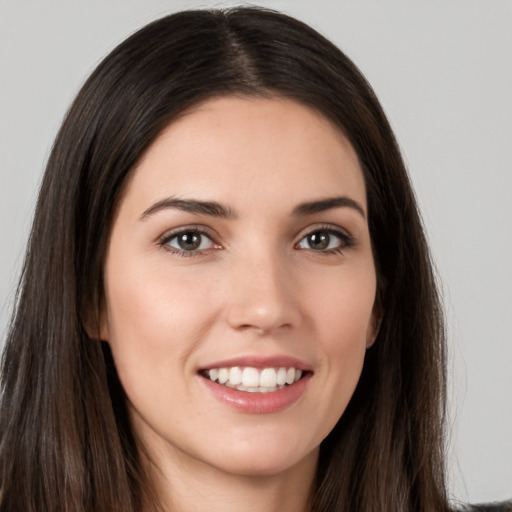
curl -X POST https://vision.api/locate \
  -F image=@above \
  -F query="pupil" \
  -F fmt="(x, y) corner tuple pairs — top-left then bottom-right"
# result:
(178, 233), (201, 250)
(309, 231), (329, 250)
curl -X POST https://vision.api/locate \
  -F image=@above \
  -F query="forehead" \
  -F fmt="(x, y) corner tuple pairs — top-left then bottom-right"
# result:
(123, 96), (366, 215)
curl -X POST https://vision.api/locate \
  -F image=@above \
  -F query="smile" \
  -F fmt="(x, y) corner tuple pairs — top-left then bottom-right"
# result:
(203, 366), (303, 393)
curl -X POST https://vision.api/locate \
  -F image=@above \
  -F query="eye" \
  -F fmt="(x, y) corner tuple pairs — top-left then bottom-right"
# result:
(160, 227), (218, 256)
(296, 228), (353, 253)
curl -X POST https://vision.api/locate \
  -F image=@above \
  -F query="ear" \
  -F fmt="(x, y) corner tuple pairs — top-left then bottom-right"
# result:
(366, 303), (383, 349)
(82, 303), (110, 342)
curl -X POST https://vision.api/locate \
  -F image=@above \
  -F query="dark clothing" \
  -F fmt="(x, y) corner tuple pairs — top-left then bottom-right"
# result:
(470, 502), (512, 512)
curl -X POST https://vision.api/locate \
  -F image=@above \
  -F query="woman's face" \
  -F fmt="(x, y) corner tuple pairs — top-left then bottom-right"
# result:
(102, 97), (378, 478)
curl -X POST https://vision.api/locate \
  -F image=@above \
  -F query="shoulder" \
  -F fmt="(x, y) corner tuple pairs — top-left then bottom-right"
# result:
(465, 501), (512, 512)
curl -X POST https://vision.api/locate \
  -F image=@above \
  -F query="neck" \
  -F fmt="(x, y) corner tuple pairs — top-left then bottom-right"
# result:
(141, 441), (317, 512)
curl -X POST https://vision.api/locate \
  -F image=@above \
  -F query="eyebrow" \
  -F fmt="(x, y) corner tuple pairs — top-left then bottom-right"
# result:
(140, 197), (237, 220)
(293, 196), (366, 218)
(140, 195), (365, 221)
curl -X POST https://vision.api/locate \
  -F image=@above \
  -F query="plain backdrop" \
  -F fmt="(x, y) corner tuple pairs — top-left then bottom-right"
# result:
(0, 0), (511, 505)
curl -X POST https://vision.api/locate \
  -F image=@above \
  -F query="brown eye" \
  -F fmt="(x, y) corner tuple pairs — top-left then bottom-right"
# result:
(306, 231), (331, 250)
(164, 229), (216, 254)
(176, 232), (202, 251)
(296, 228), (352, 252)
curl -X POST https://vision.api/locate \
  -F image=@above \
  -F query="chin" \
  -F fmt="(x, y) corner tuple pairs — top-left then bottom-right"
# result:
(202, 435), (319, 478)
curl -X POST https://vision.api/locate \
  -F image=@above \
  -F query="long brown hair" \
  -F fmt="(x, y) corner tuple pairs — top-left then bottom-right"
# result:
(0, 7), (450, 511)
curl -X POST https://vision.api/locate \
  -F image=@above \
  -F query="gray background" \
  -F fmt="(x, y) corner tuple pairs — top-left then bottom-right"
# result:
(1, 0), (511, 505)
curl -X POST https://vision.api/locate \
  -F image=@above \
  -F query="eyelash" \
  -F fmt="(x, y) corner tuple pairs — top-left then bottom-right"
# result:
(295, 225), (356, 255)
(158, 224), (355, 257)
(158, 225), (219, 257)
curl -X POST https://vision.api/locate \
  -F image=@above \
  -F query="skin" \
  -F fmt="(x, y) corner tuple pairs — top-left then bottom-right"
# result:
(102, 97), (379, 512)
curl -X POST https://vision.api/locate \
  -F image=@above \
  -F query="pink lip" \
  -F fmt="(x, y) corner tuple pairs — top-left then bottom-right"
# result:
(199, 372), (311, 414)
(199, 355), (312, 372)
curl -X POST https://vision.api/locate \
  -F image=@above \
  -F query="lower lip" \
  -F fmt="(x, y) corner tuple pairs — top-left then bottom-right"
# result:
(200, 373), (311, 414)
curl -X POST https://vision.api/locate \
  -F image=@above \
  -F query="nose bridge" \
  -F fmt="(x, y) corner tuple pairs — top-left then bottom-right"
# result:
(225, 244), (299, 333)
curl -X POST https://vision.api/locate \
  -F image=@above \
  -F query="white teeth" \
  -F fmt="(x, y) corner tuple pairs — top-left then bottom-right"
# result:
(242, 367), (260, 387)
(276, 367), (287, 386)
(285, 368), (295, 385)
(205, 365), (305, 393)
(260, 368), (277, 388)
(228, 367), (243, 386)
(218, 368), (229, 384)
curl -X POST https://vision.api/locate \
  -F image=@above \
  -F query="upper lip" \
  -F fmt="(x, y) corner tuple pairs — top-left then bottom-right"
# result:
(199, 355), (313, 372)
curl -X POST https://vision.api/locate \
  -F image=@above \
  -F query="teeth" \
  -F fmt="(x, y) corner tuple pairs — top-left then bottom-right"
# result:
(260, 368), (277, 388)
(218, 368), (229, 384)
(276, 367), (287, 386)
(242, 367), (260, 387)
(229, 367), (243, 386)
(204, 366), (304, 393)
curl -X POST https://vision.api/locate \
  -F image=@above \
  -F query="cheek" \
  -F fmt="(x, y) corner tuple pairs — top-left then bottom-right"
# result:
(105, 255), (217, 343)
(308, 262), (377, 347)
(303, 263), (376, 417)
(102, 257), (221, 398)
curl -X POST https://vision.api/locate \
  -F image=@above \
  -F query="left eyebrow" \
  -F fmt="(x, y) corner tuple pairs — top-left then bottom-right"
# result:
(140, 197), (237, 220)
(292, 196), (366, 218)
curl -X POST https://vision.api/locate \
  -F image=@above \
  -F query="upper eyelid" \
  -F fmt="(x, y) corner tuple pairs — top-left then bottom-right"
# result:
(157, 224), (219, 245)
(295, 223), (352, 241)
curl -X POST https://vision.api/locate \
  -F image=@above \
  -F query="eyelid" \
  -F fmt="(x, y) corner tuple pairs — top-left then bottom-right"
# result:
(295, 223), (353, 241)
(157, 224), (221, 255)
(294, 223), (356, 252)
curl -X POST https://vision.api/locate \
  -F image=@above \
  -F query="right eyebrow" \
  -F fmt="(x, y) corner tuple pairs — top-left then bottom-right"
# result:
(139, 197), (237, 220)
(292, 195), (366, 219)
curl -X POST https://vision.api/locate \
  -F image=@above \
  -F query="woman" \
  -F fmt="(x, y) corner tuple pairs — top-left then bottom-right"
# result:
(0, 6), (509, 512)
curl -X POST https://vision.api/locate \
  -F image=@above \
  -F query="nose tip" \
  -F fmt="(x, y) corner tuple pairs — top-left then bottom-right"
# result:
(225, 260), (300, 335)
(228, 303), (292, 334)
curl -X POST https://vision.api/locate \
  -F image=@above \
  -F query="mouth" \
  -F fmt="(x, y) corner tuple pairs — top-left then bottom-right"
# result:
(200, 366), (305, 393)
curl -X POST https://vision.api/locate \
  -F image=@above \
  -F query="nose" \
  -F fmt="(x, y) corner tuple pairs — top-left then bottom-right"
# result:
(225, 252), (301, 335)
